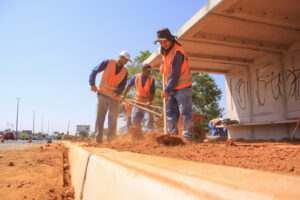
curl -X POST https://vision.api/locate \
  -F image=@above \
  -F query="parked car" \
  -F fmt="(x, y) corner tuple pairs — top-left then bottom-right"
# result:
(2, 132), (15, 140)
(36, 136), (43, 140)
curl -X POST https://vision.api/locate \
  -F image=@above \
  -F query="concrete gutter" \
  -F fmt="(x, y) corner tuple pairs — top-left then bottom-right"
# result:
(64, 141), (300, 200)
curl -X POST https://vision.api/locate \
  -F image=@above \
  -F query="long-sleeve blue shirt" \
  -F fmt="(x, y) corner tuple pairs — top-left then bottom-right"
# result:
(121, 103), (125, 113)
(127, 74), (156, 95)
(89, 59), (128, 95)
(161, 46), (185, 93)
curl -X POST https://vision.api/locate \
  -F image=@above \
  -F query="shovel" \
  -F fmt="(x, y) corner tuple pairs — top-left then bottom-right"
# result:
(155, 73), (185, 146)
(97, 89), (162, 117)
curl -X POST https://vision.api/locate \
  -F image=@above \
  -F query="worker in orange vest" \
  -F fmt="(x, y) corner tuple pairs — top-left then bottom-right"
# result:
(154, 28), (194, 141)
(89, 51), (131, 143)
(121, 102), (133, 134)
(122, 64), (156, 133)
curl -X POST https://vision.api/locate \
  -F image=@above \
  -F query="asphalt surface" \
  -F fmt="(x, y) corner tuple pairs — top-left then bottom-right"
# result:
(0, 140), (47, 150)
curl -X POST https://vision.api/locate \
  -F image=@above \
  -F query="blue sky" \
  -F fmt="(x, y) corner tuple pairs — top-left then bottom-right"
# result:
(0, 0), (226, 134)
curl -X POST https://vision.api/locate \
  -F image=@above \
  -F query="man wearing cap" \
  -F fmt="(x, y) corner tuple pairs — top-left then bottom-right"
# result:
(89, 51), (131, 143)
(154, 28), (194, 141)
(122, 64), (156, 133)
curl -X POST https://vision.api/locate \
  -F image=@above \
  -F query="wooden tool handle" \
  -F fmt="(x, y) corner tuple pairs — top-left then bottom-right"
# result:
(123, 100), (162, 117)
(162, 74), (167, 135)
(125, 99), (163, 110)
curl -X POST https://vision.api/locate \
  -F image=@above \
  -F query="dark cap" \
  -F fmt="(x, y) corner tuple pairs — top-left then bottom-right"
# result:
(153, 28), (176, 44)
(142, 63), (152, 71)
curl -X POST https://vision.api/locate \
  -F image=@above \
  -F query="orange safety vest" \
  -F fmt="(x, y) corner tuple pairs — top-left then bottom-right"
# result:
(121, 102), (133, 119)
(99, 60), (128, 95)
(210, 119), (222, 126)
(161, 43), (192, 90)
(134, 73), (154, 103)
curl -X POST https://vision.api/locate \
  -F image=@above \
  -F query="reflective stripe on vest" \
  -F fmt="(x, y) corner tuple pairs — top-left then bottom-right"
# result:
(162, 43), (192, 90)
(134, 73), (154, 102)
(210, 119), (222, 126)
(99, 60), (127, 95)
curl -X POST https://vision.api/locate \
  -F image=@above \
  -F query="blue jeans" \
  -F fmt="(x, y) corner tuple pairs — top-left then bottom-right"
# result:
(131, 106), (154, 132)
(95, 94), (118, 142)
(167, 87), (194, 140)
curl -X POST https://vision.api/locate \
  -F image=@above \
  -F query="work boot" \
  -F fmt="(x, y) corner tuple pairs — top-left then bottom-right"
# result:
(95, 137), (103, 144)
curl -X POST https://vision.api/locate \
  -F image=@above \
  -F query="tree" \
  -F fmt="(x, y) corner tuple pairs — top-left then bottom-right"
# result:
(192, 73), (223, 131)
(125, 50), (224, 131)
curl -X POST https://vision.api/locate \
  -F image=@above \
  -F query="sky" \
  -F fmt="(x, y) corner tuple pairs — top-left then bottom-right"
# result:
(0, 0), (226, 134)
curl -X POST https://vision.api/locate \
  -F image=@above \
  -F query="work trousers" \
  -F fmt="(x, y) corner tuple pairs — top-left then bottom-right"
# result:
(131, 106), (154, 133)
(167, 87), (194, 140)
(125, 117), (132, 134)
(95, 94), (118, 142)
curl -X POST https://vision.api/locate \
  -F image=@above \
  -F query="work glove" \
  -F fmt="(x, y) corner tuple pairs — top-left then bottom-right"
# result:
(90, 85), (97, 92)
(111, 93), (119, 101)
(120, 95), (125, 101)
(161, 91), (169, 101)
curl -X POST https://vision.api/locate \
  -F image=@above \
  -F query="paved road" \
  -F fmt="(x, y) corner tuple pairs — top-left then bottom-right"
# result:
(0, 140), (47, 150)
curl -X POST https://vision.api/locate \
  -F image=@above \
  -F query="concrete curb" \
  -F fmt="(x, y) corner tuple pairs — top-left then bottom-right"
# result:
(64, 142), (300, 200)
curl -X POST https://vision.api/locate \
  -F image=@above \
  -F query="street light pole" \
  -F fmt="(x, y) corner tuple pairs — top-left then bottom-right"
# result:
(67, 121), (70, 136)
(16, 98), (20, 140)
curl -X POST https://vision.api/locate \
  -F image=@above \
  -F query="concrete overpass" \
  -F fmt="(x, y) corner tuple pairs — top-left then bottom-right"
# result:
(144, 0), (300, 140)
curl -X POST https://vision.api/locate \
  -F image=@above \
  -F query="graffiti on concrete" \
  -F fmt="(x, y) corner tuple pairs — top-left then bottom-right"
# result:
(286, 55), (300, 101)
(234, 78), (248, 110)
(256, 64), (282, 106)
(230, 56), (300, 112)
(287, 68), (300, 100)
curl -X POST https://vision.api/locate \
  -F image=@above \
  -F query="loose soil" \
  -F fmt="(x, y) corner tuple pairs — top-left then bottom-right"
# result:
(72, 133), (300, 176)
(0, 143), (74, 200)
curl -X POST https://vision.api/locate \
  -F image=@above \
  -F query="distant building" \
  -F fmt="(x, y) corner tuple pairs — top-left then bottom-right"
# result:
(22, 130), (32, 134)
(76, 125), (90, 137)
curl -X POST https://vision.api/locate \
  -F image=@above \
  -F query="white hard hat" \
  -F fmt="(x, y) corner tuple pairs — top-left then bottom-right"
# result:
(119, 51), (132, 63)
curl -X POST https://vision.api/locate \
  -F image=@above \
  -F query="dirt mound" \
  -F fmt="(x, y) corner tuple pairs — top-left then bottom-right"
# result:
(156, 134), (185, 146)
(76, 136), (300, 176)
(0, 143), (74, 200)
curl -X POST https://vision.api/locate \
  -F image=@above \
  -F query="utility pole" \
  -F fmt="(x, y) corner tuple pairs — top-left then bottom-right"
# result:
(48, 120), (50, 135)
(67, 121), (70, 136)
(41, 116), (43, 134)
(16, 98), (20, 140)
(33, 110), (35, 134)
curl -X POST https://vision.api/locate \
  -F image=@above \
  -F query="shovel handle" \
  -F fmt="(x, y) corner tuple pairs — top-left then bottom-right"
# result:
(123, 99), (163, 117)
(97, 89), (162, 117)
(125, 99), (163, 110)
(162, 74), (167, 135)
(97, 89), (118, 100)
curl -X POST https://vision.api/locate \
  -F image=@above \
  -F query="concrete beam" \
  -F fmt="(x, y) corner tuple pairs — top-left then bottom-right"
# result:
(190, 67), (228, 74)
(190, 32), (289, 53)
(214, 4), (300, 31)
(187, 52), (254, 65)
(180, 38), (282, 55)
(175, 0), (223, 39)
